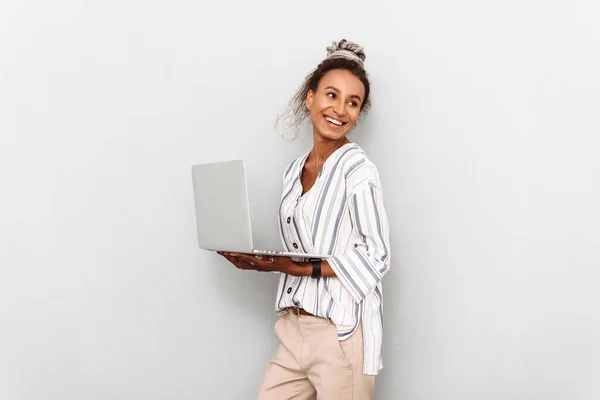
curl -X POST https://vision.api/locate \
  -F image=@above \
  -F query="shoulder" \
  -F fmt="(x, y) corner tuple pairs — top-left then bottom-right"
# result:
(341, 144), (382, 193)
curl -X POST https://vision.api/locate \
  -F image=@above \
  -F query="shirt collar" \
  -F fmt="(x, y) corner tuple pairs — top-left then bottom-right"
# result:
(295, 142), (358, 181)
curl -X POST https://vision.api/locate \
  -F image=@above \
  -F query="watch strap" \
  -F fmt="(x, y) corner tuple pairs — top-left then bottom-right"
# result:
(310, 259), (321, 278)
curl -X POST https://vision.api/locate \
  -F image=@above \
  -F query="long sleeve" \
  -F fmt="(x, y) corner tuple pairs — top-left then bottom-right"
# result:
(327, 182), (391, 303)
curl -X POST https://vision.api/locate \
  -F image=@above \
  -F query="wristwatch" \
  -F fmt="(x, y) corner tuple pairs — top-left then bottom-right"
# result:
(309, 258), (321, 278)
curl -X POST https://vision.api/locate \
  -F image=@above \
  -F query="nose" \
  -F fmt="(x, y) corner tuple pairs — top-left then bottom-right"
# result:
(333, 98), (346, 116)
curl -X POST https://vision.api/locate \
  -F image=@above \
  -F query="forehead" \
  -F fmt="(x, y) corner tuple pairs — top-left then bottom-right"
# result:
(317, 69), (365, 98)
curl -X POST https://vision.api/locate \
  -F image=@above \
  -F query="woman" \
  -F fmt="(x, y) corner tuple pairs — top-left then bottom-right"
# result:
(219, 39), (390, 400)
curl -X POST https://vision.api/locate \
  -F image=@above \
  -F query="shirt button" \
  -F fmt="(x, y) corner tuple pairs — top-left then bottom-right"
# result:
(293, 243), (298, 249)
(287, 217), (291, 224)
(287, 287), (292, 294)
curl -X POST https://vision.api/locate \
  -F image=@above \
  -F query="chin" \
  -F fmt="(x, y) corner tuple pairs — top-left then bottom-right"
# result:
(323, 132), (348, 141)
(318, 123), (353, 141)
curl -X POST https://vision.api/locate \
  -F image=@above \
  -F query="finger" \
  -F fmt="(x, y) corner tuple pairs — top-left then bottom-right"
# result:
(233, 254), (262, 268)
(238, 253), (264, 263)
(220, 252), (269, 271)
(238, 255), (251, 263)
(232, 254), (253, 265)
(244, 257), (267, 269)
(222, 252), (242, 261)
(238, 259), (258, 270)
(218, 252), (232, 261)
(219, 253), (249, 269)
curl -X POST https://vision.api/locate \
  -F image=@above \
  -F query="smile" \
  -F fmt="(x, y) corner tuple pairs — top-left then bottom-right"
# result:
(324, 116), (345, 127)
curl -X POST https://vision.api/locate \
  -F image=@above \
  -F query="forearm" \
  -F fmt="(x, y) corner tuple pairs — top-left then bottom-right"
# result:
(281, 260), (337, 278)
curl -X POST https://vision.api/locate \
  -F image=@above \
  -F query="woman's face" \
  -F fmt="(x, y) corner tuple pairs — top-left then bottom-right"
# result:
(306, 69), (365, 142)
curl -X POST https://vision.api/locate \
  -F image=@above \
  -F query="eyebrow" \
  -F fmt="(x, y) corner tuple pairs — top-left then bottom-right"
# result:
(324, 85), (362, 102)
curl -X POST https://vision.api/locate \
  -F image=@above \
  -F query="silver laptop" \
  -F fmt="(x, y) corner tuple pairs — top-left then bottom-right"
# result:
(191, 160), (330, 259)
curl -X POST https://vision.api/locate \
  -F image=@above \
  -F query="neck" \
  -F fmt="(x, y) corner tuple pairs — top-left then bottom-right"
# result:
(307, 134), (350, 168)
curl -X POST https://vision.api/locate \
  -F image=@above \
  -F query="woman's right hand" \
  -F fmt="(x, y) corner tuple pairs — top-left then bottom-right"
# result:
(218, 251), (260, 271)
(217, 251), (305, 275)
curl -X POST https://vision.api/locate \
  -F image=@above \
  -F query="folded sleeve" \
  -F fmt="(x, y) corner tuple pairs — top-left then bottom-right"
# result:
(326, 183), (391, 303)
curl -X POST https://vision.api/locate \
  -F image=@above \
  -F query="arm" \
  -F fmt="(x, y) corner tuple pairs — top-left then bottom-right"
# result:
(217, 252), (333, 276)
(325, 183), (391, 303)
(219, 182), (390, 302)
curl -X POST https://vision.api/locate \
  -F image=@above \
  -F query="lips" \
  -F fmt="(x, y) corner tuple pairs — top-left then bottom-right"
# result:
(323, 115), (346, 128)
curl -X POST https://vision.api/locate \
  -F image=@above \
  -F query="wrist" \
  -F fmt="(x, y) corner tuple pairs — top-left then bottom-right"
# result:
(285, 260), (312, 276)
(310, 259), (321, 278)
(299, 262), (313, 276)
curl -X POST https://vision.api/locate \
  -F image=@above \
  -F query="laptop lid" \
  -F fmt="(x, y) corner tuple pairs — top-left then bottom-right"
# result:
(191, 160), (254, 253)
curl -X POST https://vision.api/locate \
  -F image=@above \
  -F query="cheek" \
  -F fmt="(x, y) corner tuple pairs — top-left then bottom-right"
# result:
(314, 96), (331, 110)
(348, 109), (361, 125)
(310, 110), (321, 124)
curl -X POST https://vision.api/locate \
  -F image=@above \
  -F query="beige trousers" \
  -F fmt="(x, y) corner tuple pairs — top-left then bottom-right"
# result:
(256, 312), (375, 400)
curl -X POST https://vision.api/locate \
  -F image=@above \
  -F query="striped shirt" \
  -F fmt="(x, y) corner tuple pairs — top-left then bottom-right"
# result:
(275, 142), (391, 375)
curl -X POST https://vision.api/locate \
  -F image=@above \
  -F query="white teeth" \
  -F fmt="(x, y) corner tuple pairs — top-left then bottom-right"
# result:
(325, 117), (343, 126)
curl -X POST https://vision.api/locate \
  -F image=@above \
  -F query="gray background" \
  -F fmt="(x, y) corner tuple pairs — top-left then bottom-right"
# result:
(1, 0), (599, 399)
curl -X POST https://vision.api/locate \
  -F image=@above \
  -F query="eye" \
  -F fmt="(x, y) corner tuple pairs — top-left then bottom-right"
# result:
(348, 101), (358, 107)
(327, 92), (336, 99)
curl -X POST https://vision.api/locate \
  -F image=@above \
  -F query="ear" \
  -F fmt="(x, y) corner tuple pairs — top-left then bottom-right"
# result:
(305, 90), (314, 110)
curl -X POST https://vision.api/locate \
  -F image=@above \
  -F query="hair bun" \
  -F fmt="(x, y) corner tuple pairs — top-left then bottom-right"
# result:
(326, 39), (366, 62)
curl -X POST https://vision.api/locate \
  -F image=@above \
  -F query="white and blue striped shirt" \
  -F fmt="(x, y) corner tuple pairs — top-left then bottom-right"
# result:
(275, 142), (391, 375)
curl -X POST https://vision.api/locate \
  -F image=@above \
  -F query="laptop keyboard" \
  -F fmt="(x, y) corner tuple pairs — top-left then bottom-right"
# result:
(255, 250), (286, 255)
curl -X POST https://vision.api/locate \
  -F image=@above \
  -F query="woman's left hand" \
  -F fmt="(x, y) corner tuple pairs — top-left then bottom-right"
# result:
(217, 251), (303, 274)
